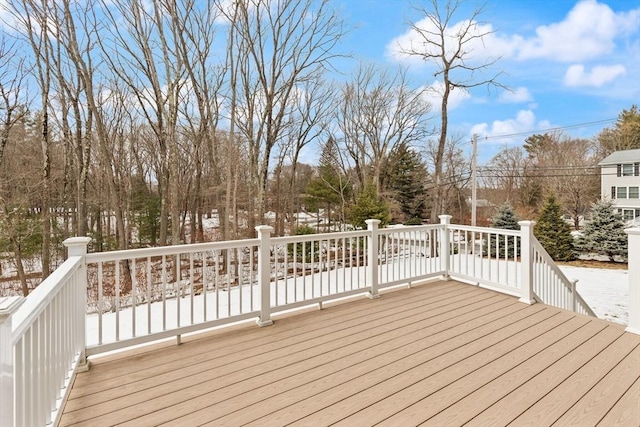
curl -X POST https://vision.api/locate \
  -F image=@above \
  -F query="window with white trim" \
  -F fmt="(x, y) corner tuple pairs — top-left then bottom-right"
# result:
(617, 163), (640, 177)
(617, 187), (627, 199)
(621, 209), (639, 221)
(614, 186), (639, 199)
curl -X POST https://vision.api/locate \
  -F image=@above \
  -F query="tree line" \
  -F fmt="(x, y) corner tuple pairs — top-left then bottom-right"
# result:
(0, 0), (438, 293)
(0, 0), (638, 295)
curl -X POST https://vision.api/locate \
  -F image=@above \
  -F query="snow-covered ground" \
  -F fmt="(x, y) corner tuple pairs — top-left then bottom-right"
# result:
(84, 262), (632, 348)
(559, 265), (629, 325)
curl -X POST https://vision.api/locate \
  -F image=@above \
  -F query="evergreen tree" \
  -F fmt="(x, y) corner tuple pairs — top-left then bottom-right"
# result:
(534, 193), (575, 261)
(130, 175), (161, 245)
(383, 142), (428, 222)
(304, 138), (350, 228)
(347, 182), (391, 229)
(576, 199), (628, 261)
(484, 203), (520, 257)
(597, 105), (640, 155)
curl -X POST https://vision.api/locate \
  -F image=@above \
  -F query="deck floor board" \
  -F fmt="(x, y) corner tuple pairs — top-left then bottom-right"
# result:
(59, 279), (640, 427)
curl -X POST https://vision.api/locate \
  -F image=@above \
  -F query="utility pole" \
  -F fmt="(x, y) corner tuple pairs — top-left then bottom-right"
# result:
(471, 134), (478, 226)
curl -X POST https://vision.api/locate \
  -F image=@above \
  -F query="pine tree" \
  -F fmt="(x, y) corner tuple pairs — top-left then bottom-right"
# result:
(304, 138), (351, 227)
(484, 203), (520, 257)
(347, 182), (391, 229)
(534, 193), (575, 261)
(383, 142), (428, 222)
(576, 199), (628, 261)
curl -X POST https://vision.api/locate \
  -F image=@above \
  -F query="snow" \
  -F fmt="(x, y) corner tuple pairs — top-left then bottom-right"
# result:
(559, 265), (629, 325)
(84, 258), (633, 350)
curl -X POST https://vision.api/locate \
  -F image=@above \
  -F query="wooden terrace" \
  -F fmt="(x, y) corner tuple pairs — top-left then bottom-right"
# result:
(60, 279), (640, 426)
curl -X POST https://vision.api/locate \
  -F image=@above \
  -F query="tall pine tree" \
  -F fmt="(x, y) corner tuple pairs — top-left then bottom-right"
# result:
(534, 193), (575, 261)
(383, 142), (428, 222)
(576, 199), (628, 261)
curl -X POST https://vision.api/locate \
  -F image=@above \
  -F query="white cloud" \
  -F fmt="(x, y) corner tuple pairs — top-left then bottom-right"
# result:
(498, 87), (532, 103)
(516, 0), (639, 62)
(563, 64), (626, 87)
(387, 0), (639, 67)
(420, 80), (471, 111)
(386, 19), (515, 69)
(470, 110), (551, 143)
(0, 0), (15, 31)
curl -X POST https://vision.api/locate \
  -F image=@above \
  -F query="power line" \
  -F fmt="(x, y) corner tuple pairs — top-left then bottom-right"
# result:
(477, 118), (616, 142)
(478, 173), (602, 178)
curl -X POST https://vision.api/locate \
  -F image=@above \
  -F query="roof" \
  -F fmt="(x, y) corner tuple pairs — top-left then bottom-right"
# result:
(466, 198), (495, 208)
(598, 148), (640, 166)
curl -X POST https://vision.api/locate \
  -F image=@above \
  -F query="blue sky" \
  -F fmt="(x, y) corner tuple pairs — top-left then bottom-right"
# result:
(335, 0), (640, 162)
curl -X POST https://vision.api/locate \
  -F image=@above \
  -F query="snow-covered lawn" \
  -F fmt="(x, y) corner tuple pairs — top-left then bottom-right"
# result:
(559, 265), (629, 325)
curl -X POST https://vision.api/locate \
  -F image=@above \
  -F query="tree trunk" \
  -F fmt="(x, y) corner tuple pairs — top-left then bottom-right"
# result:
(11, 239), (30, 297)
(40, 109), (51, 278)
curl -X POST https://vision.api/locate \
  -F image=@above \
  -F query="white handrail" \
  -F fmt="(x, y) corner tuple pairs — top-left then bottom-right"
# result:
(446, 223), (522, 297)
(0, 218), (621, 427)
(4, 255), (86, 427)
(530, 237), (596, 317)
(83, 223), (448, 354)
(82, 220), (601, 355)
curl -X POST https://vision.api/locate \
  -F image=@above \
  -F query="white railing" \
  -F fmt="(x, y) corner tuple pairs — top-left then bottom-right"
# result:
(83, 220), (448, 354)
(375, 222), (443, 289)
(530, 238), (596, 317)
(445, 221), (523, 297)
(443, 219), (596, 316)
(626, 228), (640, 334)
(4, 217), (619, 426)
(80, 216), (603, 356)
(84, 237), (263, 355)
(0, 237), (90, 427)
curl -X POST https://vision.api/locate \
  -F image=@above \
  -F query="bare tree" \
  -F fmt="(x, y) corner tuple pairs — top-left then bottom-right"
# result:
(532, 134), (599, 229)
(99, 0), (191, 246)
(399, 0), (505, 221)
(482, 146), (527, 205)
(335, 63), (432, 193)
(47, 0), (133, 250)
(170, 0), (225, 242)
(0, 115), (44, 295)
(425, 136), (470, 222)
(0, 36), (28, 167)
(224, 0), (346, 234)
(271, 74), (335, 235)
(6, 0), (57, 276)
(46, 3), (95, 237)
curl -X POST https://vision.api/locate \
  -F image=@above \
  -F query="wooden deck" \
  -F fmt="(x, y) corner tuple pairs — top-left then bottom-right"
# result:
(59, 280), (640, 427)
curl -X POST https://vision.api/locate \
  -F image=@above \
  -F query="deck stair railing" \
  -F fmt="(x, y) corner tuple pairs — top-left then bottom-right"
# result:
(440, 218), (596, 317)
(3, 219), (636, 427)
(0, 237), (90, 427)
(530, 236), (596, 316)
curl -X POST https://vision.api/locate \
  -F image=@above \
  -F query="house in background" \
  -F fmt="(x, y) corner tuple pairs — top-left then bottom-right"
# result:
(599, 148), (640, 225)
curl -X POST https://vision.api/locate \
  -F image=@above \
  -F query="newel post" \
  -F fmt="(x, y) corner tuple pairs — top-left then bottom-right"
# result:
(0, 296), (23, 427)
(366, 219), (381, 299)
(518, 221), (536, 305)
(255, 226), (274, 327)
(63, 236), (92, 371)
(439, 215), (452, 280)
(625, 228), (640, 335)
